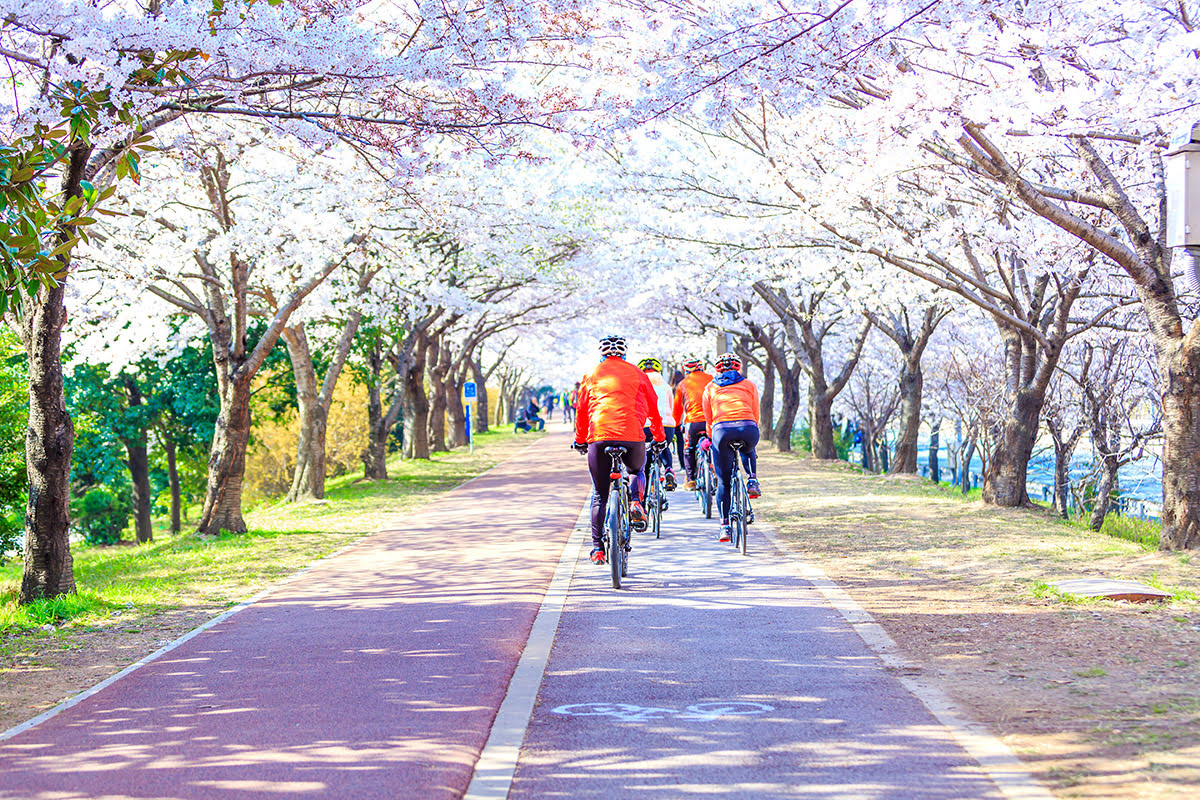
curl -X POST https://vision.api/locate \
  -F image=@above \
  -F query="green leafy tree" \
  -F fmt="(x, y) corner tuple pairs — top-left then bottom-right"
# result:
(0, 331), (27, 563)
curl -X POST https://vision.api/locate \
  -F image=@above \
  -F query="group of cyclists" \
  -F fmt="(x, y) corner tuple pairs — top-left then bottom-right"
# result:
(572, 334), (762, 566)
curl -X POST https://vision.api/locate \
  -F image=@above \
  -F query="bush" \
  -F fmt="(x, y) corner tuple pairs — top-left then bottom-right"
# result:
(74, 486), (130, 545)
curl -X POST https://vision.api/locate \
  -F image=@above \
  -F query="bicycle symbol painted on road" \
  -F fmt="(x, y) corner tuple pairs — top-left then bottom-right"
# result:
(550, 701), (774, 722)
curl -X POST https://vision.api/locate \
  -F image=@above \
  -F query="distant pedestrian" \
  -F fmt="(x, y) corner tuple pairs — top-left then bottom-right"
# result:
(562, 388), (574, 422)
(526, 400), (545, 431)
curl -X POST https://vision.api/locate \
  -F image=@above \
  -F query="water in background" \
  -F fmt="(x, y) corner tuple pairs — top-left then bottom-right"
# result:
(887, 433), (1164, 512)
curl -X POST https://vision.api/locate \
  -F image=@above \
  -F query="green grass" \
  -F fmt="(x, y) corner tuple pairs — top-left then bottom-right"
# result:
(914, 470), (1163, 550)
(1094, 513), (1161, 550)
(0, 429), (532, 636)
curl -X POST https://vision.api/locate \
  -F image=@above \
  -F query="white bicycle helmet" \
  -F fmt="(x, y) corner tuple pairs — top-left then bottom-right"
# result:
(598, 334), (627, 358)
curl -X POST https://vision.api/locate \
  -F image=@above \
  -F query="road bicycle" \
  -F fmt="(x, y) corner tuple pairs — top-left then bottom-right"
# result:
(603, 445), (633, 588)
(646, 446), (665, 539)
(695, 435), (717, 519)
(728, 441), (752, 555)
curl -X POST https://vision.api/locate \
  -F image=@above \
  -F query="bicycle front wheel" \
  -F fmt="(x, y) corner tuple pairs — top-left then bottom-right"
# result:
(649, 465), (663, 539)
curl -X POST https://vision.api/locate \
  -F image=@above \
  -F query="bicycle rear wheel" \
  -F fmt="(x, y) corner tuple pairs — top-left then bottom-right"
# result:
(735, 475), (748, 555)
(703, 458), (715, 520)
(606, 483), (622, 589)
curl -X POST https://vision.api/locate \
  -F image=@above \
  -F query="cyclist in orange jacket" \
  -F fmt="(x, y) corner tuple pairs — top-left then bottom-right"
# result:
(702, 352), (762, 543)
(573, 335), (667, 565)
(673, 357), (713, 491)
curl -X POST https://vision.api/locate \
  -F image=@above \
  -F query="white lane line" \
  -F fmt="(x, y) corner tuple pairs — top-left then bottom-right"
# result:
(0, 451), (527, 744)
(756, 522), (1055, 800)
(463, 502), (589, 800)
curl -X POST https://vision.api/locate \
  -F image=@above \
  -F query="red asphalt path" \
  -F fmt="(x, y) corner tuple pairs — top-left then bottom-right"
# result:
(0, 431), (587, 800)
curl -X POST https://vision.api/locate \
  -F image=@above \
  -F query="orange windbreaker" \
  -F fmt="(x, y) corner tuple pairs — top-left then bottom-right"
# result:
(575, 357), (666, 443)
(702, 376), (760, 432)
(673, 370), (713, 425)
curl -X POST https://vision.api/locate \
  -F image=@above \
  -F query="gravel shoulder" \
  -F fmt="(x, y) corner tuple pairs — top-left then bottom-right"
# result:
(755, 448), (1200, 800)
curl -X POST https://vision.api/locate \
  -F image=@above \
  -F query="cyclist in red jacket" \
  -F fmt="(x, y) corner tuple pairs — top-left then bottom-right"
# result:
(573, 335), (666, 565)
(673, 358), (713, 491)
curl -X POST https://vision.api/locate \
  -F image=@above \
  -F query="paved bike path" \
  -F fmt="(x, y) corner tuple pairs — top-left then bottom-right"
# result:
(0, 432), (589, 800)
(509, 490), (1005, 799)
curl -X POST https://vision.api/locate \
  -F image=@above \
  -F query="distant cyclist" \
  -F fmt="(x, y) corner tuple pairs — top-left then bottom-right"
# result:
(673, 357), (713, 491)
(637, 357), (678, 491)
(574, 335), (666, 565)
(702, 352), (762, 543)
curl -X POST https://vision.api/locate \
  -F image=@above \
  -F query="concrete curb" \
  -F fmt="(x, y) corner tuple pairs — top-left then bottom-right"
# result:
(463, 500), (590, 800)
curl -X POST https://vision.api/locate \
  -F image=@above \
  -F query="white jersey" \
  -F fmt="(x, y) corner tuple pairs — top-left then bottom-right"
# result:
(645, 371), (677, 427)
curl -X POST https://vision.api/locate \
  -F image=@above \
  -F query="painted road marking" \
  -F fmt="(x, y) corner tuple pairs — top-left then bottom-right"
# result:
(461, 501), (590, 800)
(551, 701), (775, 722)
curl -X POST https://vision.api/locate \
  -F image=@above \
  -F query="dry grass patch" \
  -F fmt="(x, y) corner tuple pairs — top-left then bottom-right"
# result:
(757, 449), (1200, 800)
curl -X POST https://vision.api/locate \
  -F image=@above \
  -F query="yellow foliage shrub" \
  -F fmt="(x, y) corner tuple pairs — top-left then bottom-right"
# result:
(244, 372), (370, 503)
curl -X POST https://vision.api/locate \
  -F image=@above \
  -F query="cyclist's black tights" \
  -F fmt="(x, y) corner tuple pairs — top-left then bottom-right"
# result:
(586, 441), (646, 550)
(643, 425), (678, 470)
(683, 421), (707, 481)
(713, 421), (759, 521)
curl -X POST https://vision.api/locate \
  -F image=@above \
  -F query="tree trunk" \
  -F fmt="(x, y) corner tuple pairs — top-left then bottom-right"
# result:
(929, 418), (941, 483)
(19, 280), (76, 602)
(774, 368), (801, 452)
(494, 378), (507, 428)
(808, 389), (837, 460)
(1089, 460), (1119, 532)
(860, 419), (876, 472)
(426, 364), (448, 453)
(164, 436), (181, 534)
(362, 341), (389, 479)
(404, 342), (431, 460)
(283, 326), (327, 502)
(363, 386), (388, 480)
(1053, 445), (1072, 519)
(1157, 326), (1200, 549)
(198, 378), (253, 534)
(120, 377), (152, 544)
(427, 388), (446, 451)
(950, 420), (962, 485)
(961, 439), (977, 496)
(124, 436), (152, 544)
(1046, 420), (1080, 520)
(17, 145), (91, 603)
(471, 359), (490, 434)
(983, 391), (1042, 507)
(446, 379), (468, 448)
(759, 358), (775, 442)
(890, 360), (922, 473)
